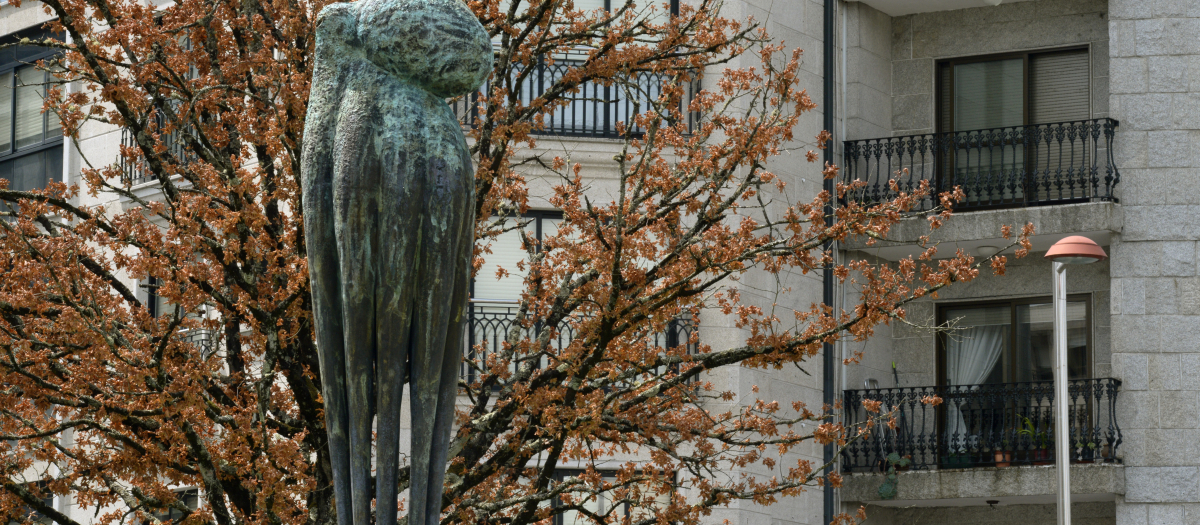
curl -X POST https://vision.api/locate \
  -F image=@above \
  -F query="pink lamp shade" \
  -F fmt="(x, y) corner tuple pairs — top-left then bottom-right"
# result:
(1045, 235), (1107, 264)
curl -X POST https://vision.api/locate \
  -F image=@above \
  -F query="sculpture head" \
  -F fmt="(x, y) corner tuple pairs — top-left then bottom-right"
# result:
(354, 0), (493, 98)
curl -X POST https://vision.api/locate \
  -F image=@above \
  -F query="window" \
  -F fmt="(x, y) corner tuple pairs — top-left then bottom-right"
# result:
(6, 482), (54, 525)
(141, 488), (199, 525)
(552, 470), (673, 525)
(472, 211), (563, 301)
(936, 47), (1091, 133)
(0, 26), (63, 193)
(935, 47), (1091, 207)
(937, 295), (1092, 387)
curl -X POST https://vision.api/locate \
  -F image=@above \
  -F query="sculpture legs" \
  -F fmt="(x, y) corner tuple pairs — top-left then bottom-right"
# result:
(407, 156), (473, 525)
(304, 175), (354, 525)
(319, 139), (472, 525)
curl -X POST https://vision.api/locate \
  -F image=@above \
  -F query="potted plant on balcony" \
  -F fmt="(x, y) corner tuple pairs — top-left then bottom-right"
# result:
(1075, 439), (1099, 463)
(1018, 417), (1052, 465)
(993, 440), (1013, 468)
(939, 452), (974, 469)
(877, 452), (913, 500)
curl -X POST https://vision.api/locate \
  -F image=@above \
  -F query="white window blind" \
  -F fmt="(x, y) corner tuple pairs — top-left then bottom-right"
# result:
(14, 65), (45, 150)
(475, 225), (530, 302)
(474, 215), (563, 302)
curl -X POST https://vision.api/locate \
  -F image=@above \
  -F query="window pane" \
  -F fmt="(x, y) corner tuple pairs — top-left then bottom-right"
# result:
(14, 65), (45, 149)
(1015, 302), (1087, 382)
(943, 305), (1009, 386)
(0, 71), (12, 153)
(11, 148), (45, 191)
(474, 225), (529, 301)
(953, 58), (1023, 132)
(1, 146), (60, 192)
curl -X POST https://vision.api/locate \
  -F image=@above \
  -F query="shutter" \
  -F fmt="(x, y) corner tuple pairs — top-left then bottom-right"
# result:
(474, 225), (529, 302)
(952, 58), (1023, 132)
(1028, 49), (1090, 201)
(1029, 49), (1090, 124)
(14, 65), (43, 150)
(572, 0), (606, 10)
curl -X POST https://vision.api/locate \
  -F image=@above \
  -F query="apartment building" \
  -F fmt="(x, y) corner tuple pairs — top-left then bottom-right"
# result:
(0, 0), (1195, 524)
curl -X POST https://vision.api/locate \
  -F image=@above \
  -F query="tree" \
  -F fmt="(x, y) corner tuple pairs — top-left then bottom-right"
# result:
(0, 0), (1033, 523)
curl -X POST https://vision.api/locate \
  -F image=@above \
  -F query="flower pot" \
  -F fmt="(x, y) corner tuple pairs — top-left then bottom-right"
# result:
(994, 450), (1012, 468)
(1032, 449), (1052, 465)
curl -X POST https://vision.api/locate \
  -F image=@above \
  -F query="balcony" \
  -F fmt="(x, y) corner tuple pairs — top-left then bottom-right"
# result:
(451, 56), (700, 139)
(463, 300), (697, 383)
(842, 118), (1120, 213)
(841, 378), (1123, 473)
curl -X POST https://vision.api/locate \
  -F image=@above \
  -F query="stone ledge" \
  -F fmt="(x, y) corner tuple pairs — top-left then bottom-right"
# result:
(841, 463), (1125, 506)
(842, 201), (1123, 261)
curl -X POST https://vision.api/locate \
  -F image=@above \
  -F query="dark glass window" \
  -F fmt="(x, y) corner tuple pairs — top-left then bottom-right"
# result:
(937, 295), (1092, 386)
(0, 26), (63, 193)
(6, 482), (54, 525)
(144, 488), (199, 524)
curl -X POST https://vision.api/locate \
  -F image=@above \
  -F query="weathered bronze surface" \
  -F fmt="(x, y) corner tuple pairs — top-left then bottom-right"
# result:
(301, 0), (490, 523)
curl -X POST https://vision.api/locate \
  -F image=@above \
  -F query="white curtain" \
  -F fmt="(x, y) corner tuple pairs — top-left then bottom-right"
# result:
(945, 325), (1005, 451)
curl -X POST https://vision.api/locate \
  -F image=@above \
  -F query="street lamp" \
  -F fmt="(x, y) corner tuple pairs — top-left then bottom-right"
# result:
(1044, 236), (1107, 525)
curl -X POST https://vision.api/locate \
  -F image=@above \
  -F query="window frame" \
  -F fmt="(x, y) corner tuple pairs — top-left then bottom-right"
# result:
(470, 210), (564, 301)
(935, 294), (1094, 388)
(934, 44), (1090, 135)
(0, 25), (65, 192)
(6, 481), (55, 525)
(141, 487), (201, 525)
(550, 469), (677, 525)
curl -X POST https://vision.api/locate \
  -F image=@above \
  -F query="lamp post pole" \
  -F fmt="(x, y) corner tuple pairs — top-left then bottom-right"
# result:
(1053, 261), (1071, 525)
(1045, 235), (1108, 525)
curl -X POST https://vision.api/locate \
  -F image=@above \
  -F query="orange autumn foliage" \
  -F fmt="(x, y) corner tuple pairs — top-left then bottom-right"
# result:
(0, 0), (1032, 524)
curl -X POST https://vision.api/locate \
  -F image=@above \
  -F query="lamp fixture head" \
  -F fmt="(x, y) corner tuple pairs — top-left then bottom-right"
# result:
(1045, 236), (1107, 265)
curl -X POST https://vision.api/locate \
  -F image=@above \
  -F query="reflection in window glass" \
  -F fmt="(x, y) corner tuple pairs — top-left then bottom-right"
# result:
(953, 58), (1024, 132)
(1015, 302), (1088, 382)
(0, 145), (61, 192)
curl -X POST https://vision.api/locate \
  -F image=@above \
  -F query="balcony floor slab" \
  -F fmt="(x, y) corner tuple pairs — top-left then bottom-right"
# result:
(842, 201), (1122, 261)
(841, 463), (1125, 506)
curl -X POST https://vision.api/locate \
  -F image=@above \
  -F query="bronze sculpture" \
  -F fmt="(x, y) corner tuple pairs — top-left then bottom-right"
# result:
(300, 0), (491, 523)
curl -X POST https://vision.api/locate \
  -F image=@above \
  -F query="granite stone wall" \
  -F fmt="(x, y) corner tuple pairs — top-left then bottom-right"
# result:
(843, 1), (893, 141)
(1107, 0), (1200, 523)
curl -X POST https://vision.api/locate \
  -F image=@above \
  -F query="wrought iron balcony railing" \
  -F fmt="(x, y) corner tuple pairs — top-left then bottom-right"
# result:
(119, 117), (193, 187)
(842, 118), (1120, 212)
(464, 300), (697, 384)
(451, 56), (700, 139)
(841, 378), (1122, 472)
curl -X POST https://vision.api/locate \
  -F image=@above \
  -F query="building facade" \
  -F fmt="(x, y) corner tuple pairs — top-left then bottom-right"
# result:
(0, 0), (1196, 524)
